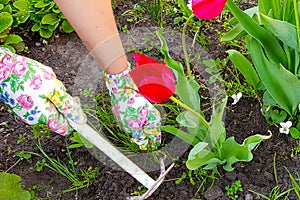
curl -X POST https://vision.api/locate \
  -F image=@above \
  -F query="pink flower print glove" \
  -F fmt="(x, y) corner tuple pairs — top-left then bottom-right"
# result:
(104, 65), (161, 150)
(0, 47), (86, 135)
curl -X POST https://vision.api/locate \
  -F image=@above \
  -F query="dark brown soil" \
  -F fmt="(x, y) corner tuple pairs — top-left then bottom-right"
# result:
(1, 1), (300, 200)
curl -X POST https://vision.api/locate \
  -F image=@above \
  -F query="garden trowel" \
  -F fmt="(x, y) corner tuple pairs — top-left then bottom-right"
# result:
(72, 121), (174, 200)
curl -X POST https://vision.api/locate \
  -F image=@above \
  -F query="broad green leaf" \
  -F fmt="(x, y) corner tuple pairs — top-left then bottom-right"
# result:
(2, 4), (12, 13)
(31, 23), (40, 32)
(0, 4), (4, 10)
(188, 142), (208, 160)
(227, 49), (261, 89)
(226, 0), (287, 67)
(0, 44), (15, 52)
(250, 39), (300, 116)
(220, 133), (271, 171)
(4, 34), (23, 45)
(48, 22), (59, 31)
(222, 6), (258, 42)
(290, 127), (300, 139)
(34, 1), (51, 8)
(13, 0), (30, 11)
(0, 12), (13, 33)
(260, 13), (299, 51)
(186, 148), (223, 170)
(0, 0), (9, 4)
(162, 125), (198, 145)
(61, 20), (73, 33)
(41, 13), (59, 25)
(176, 111), (198, 128)
(263, 90), (278, 106)
(269, 109), (288, 124)
(0, 172), (31, 200)
(39, 28), (53, 38)
(14, 10), (30, 23)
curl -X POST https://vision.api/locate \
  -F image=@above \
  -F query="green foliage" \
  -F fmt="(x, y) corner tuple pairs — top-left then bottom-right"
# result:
(67, 131), (94, 149)
(175, 167), (219, 195)
(0, 0), (28, 52)
(223, 0), (300, 119)
(225, 180), (243, 200)
(0, 172), (31, 200)
(290, 121), (300, 139)
(31, 124), (52, 139)
(0, 0), (74, 52)
(157, 30), (271, 171)
(29, 0), (73, 38)
(28, 143), (100, 193)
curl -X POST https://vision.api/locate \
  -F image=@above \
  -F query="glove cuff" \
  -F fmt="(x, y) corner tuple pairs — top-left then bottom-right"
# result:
(104, 63), (136, 93)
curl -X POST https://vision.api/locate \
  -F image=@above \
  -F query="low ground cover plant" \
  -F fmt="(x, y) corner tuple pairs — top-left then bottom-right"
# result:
(0, 0), (73, 52)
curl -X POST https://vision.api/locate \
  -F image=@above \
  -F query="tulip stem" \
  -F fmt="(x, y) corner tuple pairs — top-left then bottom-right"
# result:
(169, 96), (210, 129)
(182, 13), (195, 80)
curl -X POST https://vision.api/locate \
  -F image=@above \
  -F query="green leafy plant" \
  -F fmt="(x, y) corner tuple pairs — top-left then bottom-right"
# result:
(225, 180), (243, 200)
(156, 29), (271, 172)
(0, 172), (31, 200)
(29, 0), (73, 38)
(223, 0), (300, 122)
(0, 0), (29, 52)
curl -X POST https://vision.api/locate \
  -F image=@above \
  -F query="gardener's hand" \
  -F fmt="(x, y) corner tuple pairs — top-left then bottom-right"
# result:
(0, 47), (86, 135)
(104, 65), (161, 150)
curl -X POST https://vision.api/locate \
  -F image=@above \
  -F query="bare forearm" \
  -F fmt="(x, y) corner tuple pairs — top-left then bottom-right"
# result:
(54, 0), (127, 74)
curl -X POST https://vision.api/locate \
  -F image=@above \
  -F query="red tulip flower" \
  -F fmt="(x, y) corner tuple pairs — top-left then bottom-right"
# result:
(130, 52), (210, 128)
(129, 52), (176, 103)
(189, 0), (227, 20)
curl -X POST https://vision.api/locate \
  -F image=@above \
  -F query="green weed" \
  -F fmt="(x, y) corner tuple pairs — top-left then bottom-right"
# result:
(225, 180), (243, 200)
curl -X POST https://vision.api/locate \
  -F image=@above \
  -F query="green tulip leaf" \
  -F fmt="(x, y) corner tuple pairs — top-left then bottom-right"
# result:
(227, 49), (261, 89)
(186, 148), (224, 170)
(176, 111), (199, 128)
(226, 0), (287, 67)
(162, 125), (198, 145)
(188, 142), (208, 160)
(250, 39), (300, 116)
(260, 13), (299, 51)
(220, 133), (272, 171)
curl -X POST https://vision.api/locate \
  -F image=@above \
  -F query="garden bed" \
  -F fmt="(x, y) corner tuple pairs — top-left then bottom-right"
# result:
(1, 0), (300, 199)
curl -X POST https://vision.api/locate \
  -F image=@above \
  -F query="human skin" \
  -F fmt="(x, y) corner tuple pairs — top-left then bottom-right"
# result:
(53, 0), (128, 74)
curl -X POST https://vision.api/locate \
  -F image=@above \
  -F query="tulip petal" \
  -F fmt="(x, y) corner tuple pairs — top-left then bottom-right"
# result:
(134, 52), (159, 67)
(130, 53), (176, 103)
(192, 0), (227, 20)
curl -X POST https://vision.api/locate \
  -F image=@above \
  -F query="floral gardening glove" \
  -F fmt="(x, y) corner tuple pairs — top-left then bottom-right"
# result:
(0, 47), (86, 135)
(104, 65), (161, 150)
